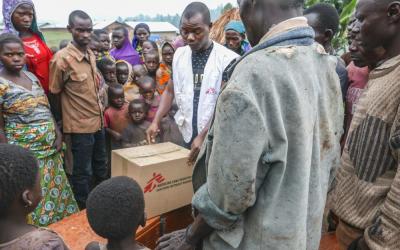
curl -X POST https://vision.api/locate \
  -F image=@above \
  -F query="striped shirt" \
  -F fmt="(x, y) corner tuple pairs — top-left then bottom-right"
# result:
(333, 54), (400, 249)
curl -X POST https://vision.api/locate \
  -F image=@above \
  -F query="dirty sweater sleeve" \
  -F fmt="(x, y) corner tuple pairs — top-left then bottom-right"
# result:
(192, 88), (268, 234)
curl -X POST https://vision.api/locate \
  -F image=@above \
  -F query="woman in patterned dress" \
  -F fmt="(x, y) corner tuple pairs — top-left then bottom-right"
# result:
(0, 33), (78, 227)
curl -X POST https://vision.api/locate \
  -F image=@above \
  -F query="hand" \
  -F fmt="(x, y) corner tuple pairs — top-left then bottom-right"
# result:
(53, 126), (63, 152)
(111, 131), (122, 142)
(188, 134), (205, 165)
(146, 122), (160, 144)
(155, 229), (194, 250)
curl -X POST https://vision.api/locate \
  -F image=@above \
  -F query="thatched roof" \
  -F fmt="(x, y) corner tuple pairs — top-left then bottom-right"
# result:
(210, 8), (241, 44)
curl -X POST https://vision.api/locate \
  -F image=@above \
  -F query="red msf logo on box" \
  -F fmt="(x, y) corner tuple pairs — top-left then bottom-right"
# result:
(144, 173), (166, 193)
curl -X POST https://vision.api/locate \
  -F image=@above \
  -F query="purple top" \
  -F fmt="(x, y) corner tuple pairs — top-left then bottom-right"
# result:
(110, 27), (140, 66)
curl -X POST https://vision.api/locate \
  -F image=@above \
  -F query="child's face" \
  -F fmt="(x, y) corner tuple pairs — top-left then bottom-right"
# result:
(142, 41), (154, 54)
(99, 33), (111, 52)
(0, 42), (26, 73)
(144, 54), (160, 74)
(162, 45), (174, 65)
(129, 103), (147, 123)
(139, 82), (155, 101)
(109, 88), (125, 109)
(89, 40), (101, 57)
(116, 63), (129, 85)
(133, 66), (147, 82)
(112, 29), (125, 49)
(136, 28), (150, 44)
(103, 64), (117, 84)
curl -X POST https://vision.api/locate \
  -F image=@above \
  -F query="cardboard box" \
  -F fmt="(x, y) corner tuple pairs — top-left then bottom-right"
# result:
(112, 142), (193, 218)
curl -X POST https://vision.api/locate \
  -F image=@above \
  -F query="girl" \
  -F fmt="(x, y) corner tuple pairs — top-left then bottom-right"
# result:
(2, 0), (53, 95)
(132, 23), (151, 63)
(0, 34), (78, 227)
(156, 42), (175, 95)
(0, 144), (69, 249)
(110, 26), (140, 66)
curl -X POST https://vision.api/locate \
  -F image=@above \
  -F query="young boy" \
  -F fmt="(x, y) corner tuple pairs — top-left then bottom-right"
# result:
(137, 75), (160, 123)
(94, 29), (112, 60)
(143, 50), (160, 81)
(124, 64), (147, 102)
(121, 99), (153, 148)
(0, 144), (68, 249)
(97, 57), (118, 86)
(104, 85), (130, 147)
(89, 34), (102, 58)
(86, 176), (149, 250)
(116, 60), (131, 85)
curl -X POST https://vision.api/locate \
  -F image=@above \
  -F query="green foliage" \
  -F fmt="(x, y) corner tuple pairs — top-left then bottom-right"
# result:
(305, 0), (357, 52)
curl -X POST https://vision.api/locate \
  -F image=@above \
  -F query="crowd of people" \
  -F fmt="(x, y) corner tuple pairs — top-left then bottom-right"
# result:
(1, 0), (400, 249)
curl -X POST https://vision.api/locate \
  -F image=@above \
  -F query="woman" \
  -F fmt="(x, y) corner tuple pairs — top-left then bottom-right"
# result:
(0, 33), (78, 227)
(111, 26), (140, 66)
(156, 42), (175, 95)
(2, 0), (53, 95)
(132, 23), (151, 63)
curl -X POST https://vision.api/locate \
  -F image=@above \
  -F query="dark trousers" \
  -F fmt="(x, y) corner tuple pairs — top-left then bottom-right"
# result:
(70, 129), (108, 209)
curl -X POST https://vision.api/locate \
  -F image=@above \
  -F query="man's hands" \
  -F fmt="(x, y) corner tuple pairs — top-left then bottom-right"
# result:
(188, 133), (206, 165)
(53, 125), (63, 152)
(147, 122), (160, 144)
(155, 229), (194, 250)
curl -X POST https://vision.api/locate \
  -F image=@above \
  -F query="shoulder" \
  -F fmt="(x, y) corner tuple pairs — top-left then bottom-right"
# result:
(28, 228), (69, 250)
(213, 42), (239, 59)
(51, 48), (73, 70)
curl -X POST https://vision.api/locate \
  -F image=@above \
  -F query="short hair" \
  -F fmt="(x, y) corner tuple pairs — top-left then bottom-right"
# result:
(94, 29), (108, 37)
(0, 33), (23, 51)
(279, 0), (305, 9)
(137, 75), (156, 88)
(129, 98), (149, 112)
(97, 57), (115, 74)
(144, 50), (160, 61)
(59, 39), (70, 49)
(107, 84), (124, 98)
(68, 10), (92, 27)
(116, 60), (129, 69)
(181, 2), (211, 25)
(0, 144), (39, 217)
(143, 40), (159, 51)
(86, 176), (145, 240)
(304, 3), (340, 35)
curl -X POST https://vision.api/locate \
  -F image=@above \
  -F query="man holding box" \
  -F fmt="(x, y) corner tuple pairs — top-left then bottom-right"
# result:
(156, 0), (343, 249)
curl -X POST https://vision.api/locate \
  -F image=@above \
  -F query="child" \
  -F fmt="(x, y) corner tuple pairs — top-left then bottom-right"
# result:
(104, 85), (130, 147)
(86, 176), (149, 250)
(137, 75), (160, 123)
(116, 60), (132, 85)
(89, 34), (102, 58)
(143, 50), (160, 83)
(59, 39), (69, 50)
(142, 40), (158, 55)
(97, 57), (118, 86)
(156, 42), (175, 95)
(0, 144), (69, 249)
(124, 64), (147, 102)
(121, 99), (154, 148)
(160, 102), (184, 146)
(94, 29), (112, 60)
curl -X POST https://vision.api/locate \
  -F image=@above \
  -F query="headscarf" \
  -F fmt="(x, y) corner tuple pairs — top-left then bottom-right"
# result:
(2, 0), (45, 41)
(224, 20), (246, 35)
(172, 35), (185, 49)
(110, 27), (141, 66)
(132, 23), (151, 50)
(116, 59), (133, 84)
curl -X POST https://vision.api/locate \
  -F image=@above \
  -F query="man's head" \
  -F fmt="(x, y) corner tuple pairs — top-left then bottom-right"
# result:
(108, 85), (125, 109)
(11, 3), (34, 32)
(180, 2), (212, 51)
(128, 99), (149, 124)
(144, 51), (160, 76)
(67, 10), (93, 48)
(304, 3), (339, 52)
(0, 144), (42, 219)
(116, 61), (130, 85)
(224, 21), (246, 52)
(97, 58), (117, 84)
(354, 0), (400, 60)
(132, 64), (147, 82)
(112, 26), (126, 50)
(94, 29), (111, 52)
(138, 75), (156, 101)
(238, 0), (304, 46)
(86, 176), (145, 240)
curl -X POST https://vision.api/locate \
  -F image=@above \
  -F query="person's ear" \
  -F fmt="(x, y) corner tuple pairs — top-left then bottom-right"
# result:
(140, 212), (147, 227)
(22, 190), (33, 208)
(324, 29), (334, 42)
(67, 25), (72, 34)
(387, 2), (400, 23)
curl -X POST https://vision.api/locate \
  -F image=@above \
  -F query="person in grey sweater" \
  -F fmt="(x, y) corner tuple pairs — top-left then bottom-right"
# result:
(155, 0), (343, 249)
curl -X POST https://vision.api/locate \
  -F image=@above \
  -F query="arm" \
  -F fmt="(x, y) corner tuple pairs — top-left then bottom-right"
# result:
(105, 128), (122, 142)
(48, 57), (65, 122)
(0, 110), (7, 143)
(147, 79), (174, 143)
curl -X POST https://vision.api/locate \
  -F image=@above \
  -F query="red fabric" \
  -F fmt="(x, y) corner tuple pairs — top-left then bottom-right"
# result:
(22, 34), (53, 94)
(104, 103), (130, 133)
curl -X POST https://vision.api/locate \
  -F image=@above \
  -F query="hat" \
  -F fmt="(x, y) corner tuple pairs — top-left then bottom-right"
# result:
(224, 20), (246, 34)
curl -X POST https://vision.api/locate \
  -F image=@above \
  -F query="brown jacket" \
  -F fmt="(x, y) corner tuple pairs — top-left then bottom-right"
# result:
(49, 42), (103, 133)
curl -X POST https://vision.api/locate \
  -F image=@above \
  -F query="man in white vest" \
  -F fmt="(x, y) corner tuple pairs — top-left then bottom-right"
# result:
(147, 2), (238, 162)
